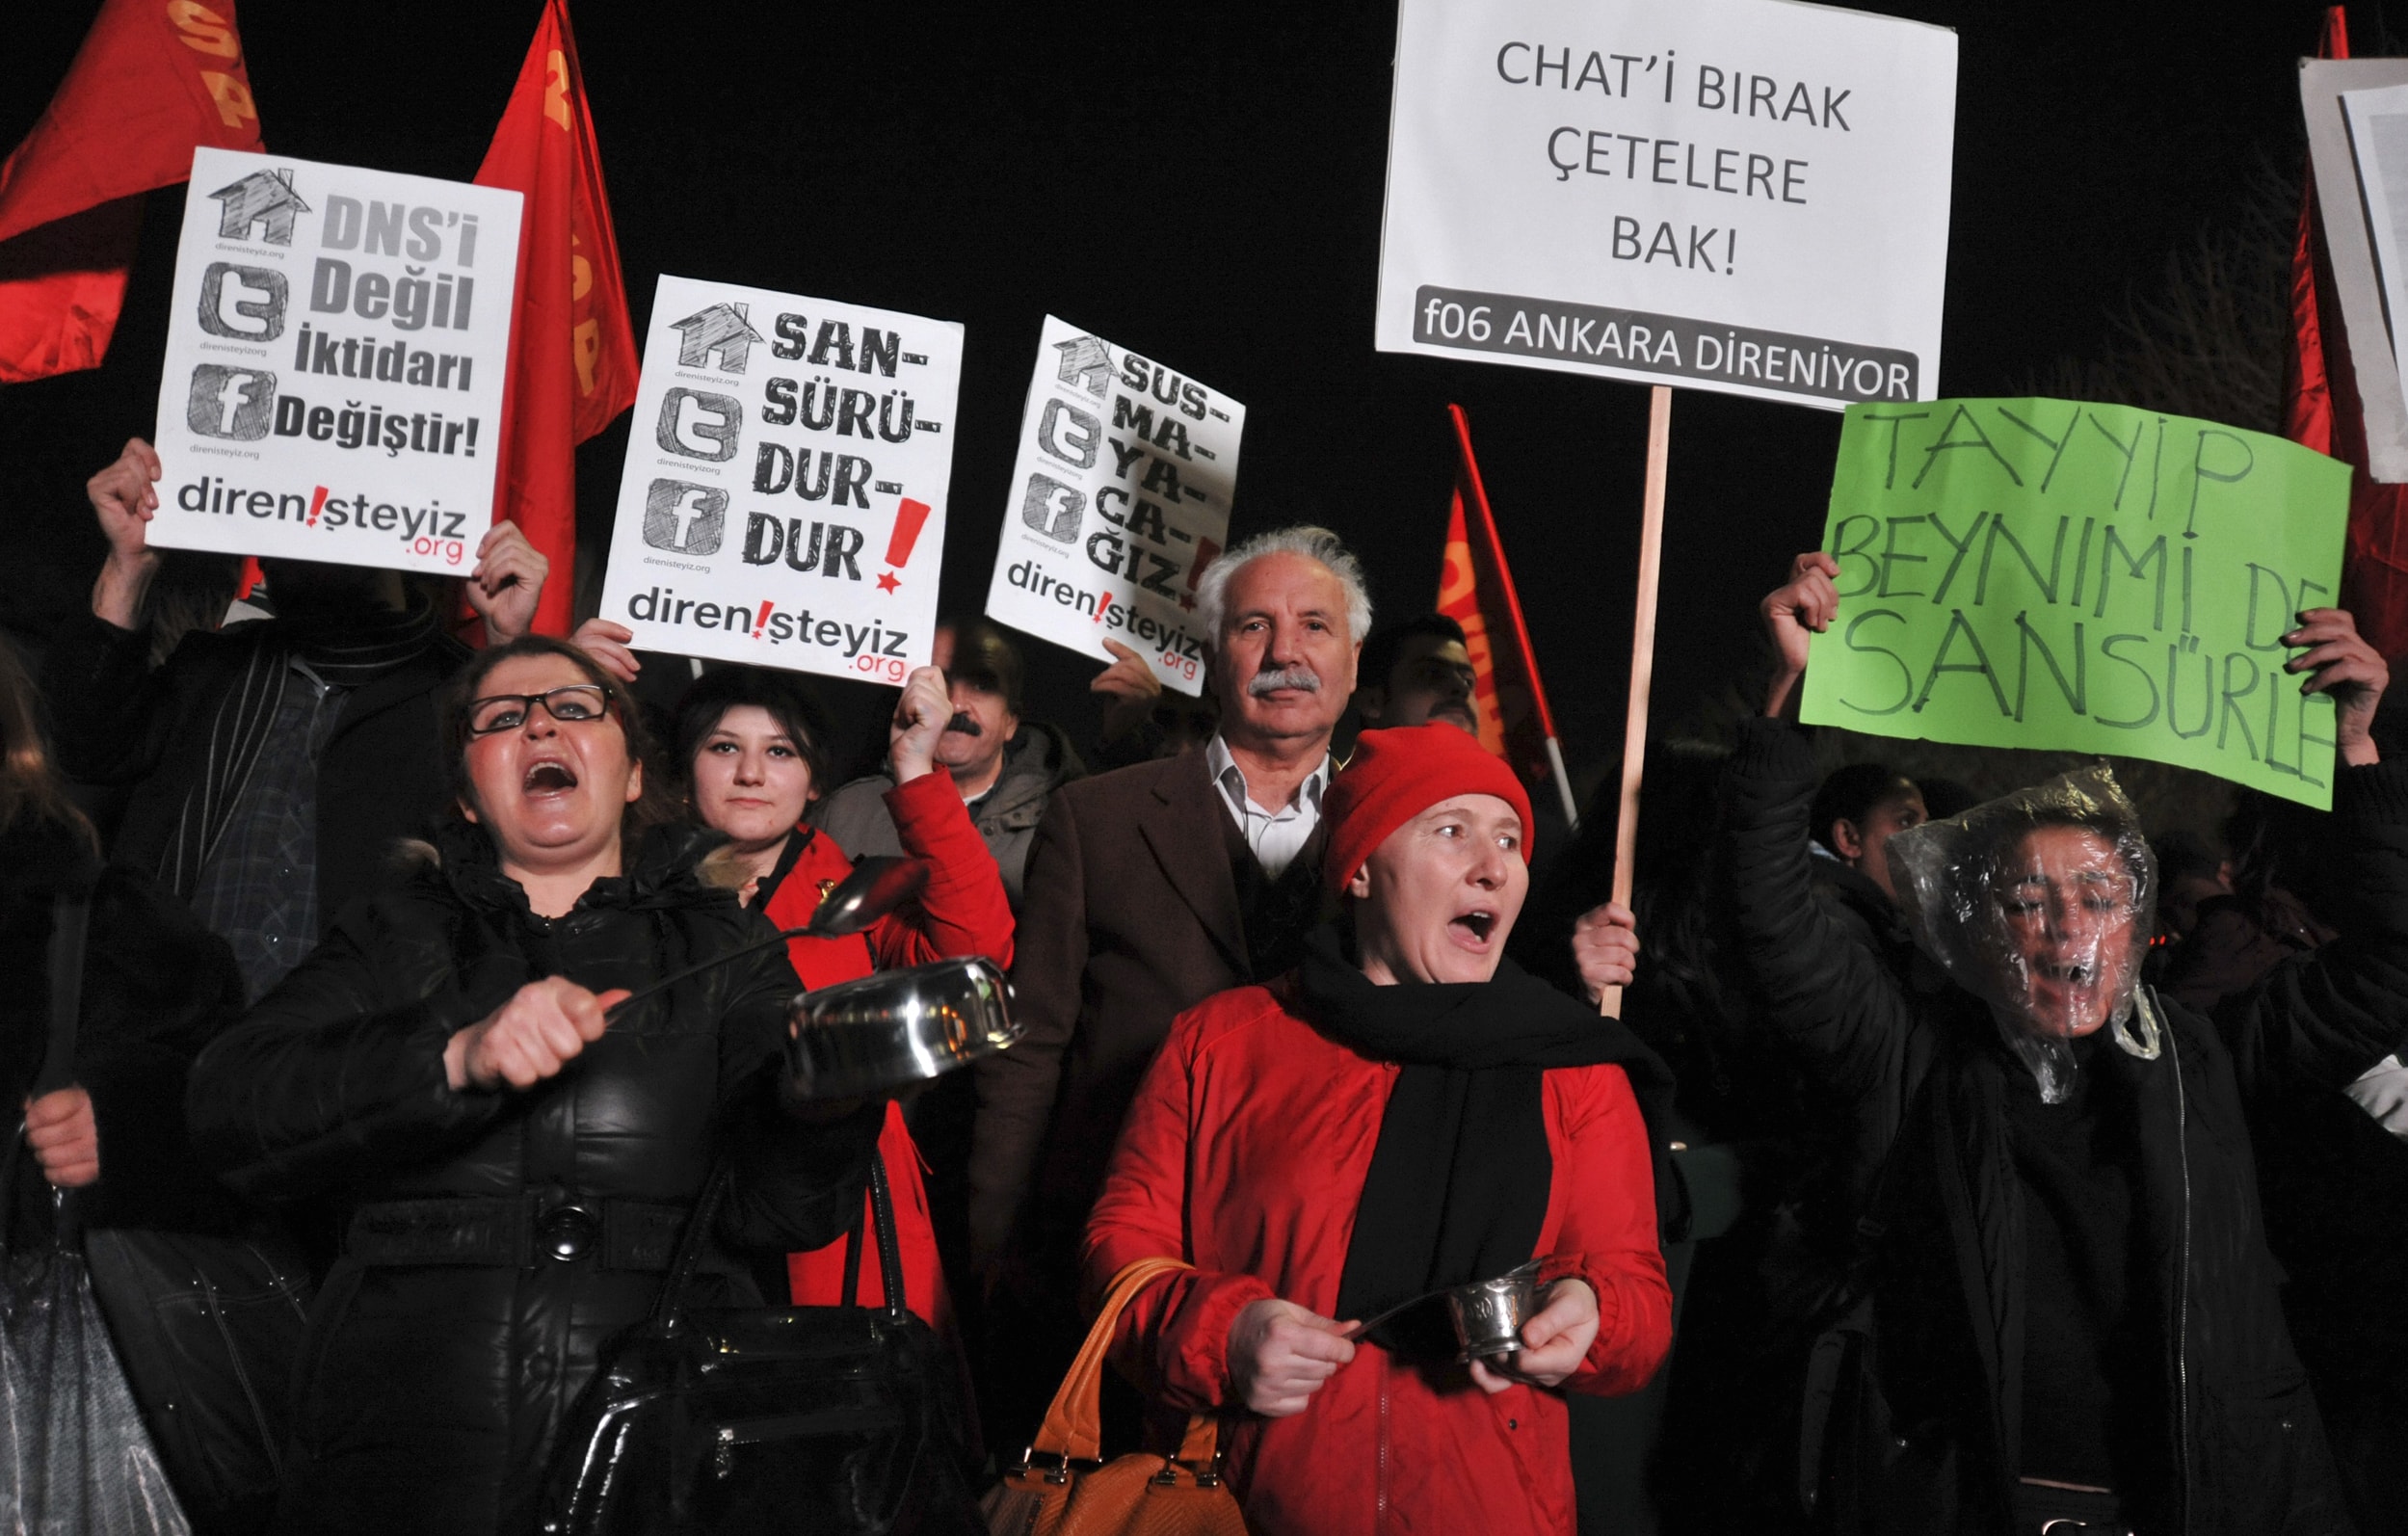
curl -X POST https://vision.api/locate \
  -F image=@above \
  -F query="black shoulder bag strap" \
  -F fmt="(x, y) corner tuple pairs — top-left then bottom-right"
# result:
(39, 890), (92, 1098)
(651, 1145), (905, 1331)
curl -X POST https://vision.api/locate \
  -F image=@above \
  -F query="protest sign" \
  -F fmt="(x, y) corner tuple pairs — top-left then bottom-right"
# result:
(981, 316), (1243, 695)
(1801, 398), (2352, 808)
(1376, 0), (1956, 410)
(2303, 59), (2408, 482)
(2343, 81), (2408, 478)
(148, 147), (521, 574)
(595, 275), (963, 682)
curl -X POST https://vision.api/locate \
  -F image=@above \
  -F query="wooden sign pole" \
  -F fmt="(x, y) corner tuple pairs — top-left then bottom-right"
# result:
(1599, 384), (1673, 1018)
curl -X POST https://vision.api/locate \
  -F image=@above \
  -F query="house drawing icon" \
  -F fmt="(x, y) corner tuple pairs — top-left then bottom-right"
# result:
(671, 303), (764, 374)
(209, 169), (309, 246)
(1053, 334), (1113, 397)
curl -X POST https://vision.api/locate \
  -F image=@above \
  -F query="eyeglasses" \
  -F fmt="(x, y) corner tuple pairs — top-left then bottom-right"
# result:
(464, 684), (615, 737)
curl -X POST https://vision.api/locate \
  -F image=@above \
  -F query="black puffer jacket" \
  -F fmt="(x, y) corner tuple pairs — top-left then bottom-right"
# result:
(1727, 718), (2408, 1536)
(186, 818), (880, 1536)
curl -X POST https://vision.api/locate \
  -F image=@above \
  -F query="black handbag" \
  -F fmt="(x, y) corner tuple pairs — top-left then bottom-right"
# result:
(539, 1146), (982, 1535)
(30, 887), (314, 1536)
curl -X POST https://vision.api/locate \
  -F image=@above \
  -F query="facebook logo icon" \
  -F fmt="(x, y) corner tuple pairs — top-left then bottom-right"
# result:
(186, 364), (277, 440)
(642, 479), (727, 556)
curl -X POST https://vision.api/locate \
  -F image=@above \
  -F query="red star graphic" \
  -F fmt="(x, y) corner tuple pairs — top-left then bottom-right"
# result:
(876, 570), (900, 594)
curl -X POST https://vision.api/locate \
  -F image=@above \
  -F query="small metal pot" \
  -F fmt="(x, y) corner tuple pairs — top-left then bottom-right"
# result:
(1442, 1261), (1544, 1363)
(784, 956), (1019, 1100)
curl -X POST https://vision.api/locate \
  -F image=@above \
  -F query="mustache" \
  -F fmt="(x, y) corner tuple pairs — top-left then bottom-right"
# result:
(942, 711), (981, 736)
(1248, 664), (1322, 697)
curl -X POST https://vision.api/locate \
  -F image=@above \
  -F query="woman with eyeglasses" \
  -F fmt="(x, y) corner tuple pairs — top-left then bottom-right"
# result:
(185, 636), (885, 1536)
(668, 663), (1012, 1343)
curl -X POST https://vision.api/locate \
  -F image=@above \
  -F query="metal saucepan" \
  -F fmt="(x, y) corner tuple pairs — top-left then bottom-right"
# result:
(784, 956), (1019, 1100)
(1442, 1260), (1546, 1364)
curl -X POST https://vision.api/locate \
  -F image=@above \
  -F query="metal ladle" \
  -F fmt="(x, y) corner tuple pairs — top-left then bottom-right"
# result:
(600, 856), (928, 1021)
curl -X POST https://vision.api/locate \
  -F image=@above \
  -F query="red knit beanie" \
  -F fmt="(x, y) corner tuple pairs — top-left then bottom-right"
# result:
(1323, 724), (1536, 891)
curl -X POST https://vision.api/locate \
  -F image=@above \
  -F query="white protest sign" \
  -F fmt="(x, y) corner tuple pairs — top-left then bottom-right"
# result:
(2344, 84), (2408, 473)
(981, 316), (1242, 695)
(596, 274), (963, 683)
(1376, 0), (1956, 410)
(148, 146), (520, 573)
(2304, 60), (2408, 482)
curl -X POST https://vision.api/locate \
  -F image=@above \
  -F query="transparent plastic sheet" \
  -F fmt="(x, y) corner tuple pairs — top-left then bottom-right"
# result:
(0, 1241), (192, 1535)
(1885, 764), (2159, 1104)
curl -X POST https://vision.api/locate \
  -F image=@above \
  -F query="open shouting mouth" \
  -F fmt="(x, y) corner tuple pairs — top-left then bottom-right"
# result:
(1450, 906), (1499, 948)
(522, 756), (579, 796)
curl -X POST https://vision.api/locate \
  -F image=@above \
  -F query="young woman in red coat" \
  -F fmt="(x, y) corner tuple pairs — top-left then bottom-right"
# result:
(1084, 725), (1675, 1536)
(671, 663), (1016, 1327)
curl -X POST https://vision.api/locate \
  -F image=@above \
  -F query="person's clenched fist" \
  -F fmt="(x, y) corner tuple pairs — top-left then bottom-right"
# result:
(88, 437), (163, 567)
(445, 977), (629, 1092)
(25, 1087), (99, 1189)
(464, 520), (550, 645)
(1572, 902), (1641, 1005)
(886, 665), (952, 782)
(1760, 550), (1841, 717)
(1227, 1297), (1358, 1417)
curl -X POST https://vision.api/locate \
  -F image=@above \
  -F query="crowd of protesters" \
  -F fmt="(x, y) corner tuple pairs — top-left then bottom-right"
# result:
(8, 435), (2408, 1536)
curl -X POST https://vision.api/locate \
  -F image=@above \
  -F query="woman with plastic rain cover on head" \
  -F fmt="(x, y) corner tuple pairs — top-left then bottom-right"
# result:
(1887, 766), (2160, 1107)
(1720, 551), (2408, 1536)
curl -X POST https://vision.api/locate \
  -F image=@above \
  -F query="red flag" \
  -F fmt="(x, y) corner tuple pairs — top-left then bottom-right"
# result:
(2285, 7), (2408, 660)
(1436, 405), (1574, 815)
(0, 0), (265, 383)
(474, 0), (639, 636)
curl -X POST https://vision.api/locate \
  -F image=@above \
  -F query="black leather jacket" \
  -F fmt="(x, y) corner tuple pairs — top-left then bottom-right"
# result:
(186, 818), (878, 1536)
(1727, 718), (2408, 1536)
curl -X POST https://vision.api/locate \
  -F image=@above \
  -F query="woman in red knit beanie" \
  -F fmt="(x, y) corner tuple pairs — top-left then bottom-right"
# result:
(1083, 723), (1675, 1536)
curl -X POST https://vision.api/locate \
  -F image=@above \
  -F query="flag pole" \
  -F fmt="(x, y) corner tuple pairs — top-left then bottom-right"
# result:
(1446, 405), (1582, 830)
(1600, 384), (1672, 1018)
(1543, 737), (1579, 831)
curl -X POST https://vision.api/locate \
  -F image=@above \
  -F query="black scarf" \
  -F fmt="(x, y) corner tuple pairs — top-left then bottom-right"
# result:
(1301, 924), (1673, 1357)
(158, 594), (443, 896)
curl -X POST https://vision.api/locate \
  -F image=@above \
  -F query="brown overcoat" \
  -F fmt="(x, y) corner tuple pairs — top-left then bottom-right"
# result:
(968, 749), (1269, 1276)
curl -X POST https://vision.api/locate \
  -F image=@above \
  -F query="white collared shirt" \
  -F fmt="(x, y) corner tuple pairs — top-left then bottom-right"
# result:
(1205, 733), (1332, 880)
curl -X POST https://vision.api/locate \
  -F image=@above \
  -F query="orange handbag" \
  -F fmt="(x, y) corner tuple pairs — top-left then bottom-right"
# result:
(981, 1256), (1249, 1536)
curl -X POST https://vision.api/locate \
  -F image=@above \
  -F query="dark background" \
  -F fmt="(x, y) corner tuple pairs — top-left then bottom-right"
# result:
(0, 0), (2384, 793)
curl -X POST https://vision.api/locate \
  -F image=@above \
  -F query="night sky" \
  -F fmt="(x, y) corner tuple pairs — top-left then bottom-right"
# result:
(0, 0), (2366, 793)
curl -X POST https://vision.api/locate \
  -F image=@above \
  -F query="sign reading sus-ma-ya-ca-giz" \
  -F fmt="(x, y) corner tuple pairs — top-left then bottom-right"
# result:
(1802, 399), (2351, 808)
(148, 147), (521, 574)
(1376, 0), (1956, 409)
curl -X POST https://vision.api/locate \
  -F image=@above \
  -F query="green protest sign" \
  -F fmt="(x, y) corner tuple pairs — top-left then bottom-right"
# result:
(1801, 398), (2351, 808)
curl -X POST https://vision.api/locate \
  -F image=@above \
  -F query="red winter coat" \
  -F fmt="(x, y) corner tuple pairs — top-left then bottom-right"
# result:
(1084, 978), (1672, 1536)
(770, 772), (1015, 1325)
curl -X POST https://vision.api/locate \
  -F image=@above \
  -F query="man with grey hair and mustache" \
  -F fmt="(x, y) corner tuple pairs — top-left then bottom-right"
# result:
(969, 524), (1368, 1444)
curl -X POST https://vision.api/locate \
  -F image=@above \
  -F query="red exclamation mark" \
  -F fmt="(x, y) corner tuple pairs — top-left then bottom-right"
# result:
(876, 499), (930, 595)
(1180, 537), (1221, 612)
(753, 600), (775, 639)
(305, 486), (330, 527)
